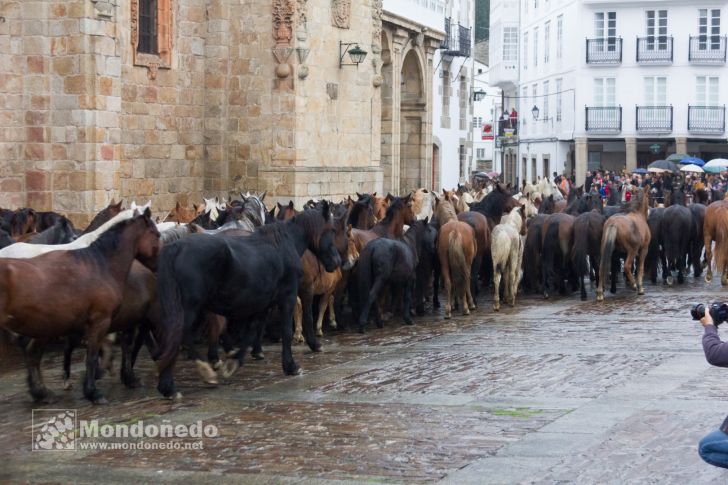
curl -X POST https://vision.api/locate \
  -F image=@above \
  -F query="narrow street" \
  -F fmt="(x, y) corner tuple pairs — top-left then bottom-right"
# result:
(1, 280), (726, 483)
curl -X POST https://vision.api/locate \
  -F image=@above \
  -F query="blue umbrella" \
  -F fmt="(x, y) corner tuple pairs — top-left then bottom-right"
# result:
(631, 168), (648, 174)
(680, 157), (705, 167)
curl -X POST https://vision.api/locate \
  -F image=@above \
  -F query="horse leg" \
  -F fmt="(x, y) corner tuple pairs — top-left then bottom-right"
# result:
(293, 297), (304, 344)
(300, 291), (321, 353)
(705, 230), (714, 282)
(492, 266), (502, 312)
(510, 253), (520, 306)
(315, 292), (330, 336)
(624, 250), (637, 291)
(403, 281), (414, 325)
(358, 276), (384, 332)
(23, 338), (52, 403)
(442, 264), (453, 319)
(183, 321), (218, 385)
(432, 261), (441, 309)
(120, 329), (141, 388)
(278, 294), (300, 376)
(637, 246), (648, 295)
(327, 295), (338, 330)
(62, 334), (81, 390)
(206, 314), (225, 369)
(470, 253), (482, 298)
(610, 253), (620, 294)
(83, 319), (111, 404)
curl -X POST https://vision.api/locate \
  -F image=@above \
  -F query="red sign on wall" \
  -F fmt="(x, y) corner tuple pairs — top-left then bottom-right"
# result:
(482, 123), (494, 140)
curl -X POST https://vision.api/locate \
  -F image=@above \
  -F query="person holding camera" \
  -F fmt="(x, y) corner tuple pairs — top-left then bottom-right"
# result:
(696, 303), (728, 468)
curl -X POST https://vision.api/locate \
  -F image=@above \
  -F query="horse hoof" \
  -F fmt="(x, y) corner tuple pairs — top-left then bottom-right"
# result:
(122, 374), (142, 389)
(596, 293), (604, 302)
(330, 320), (338, 329)
(315, 330), (323, 338)
(666, 276), (673, 286)
(63, 380), (72, 391)
(93, 396), (109, 405)
(706, 274), (713, 283)
(638, 287), (645, 295)
(32, 389), (55, 404)
(251, 351), (264, 361)
(284, 364), (301, 376)
(543, 293), (549, 299)
(463, 309), (470, 316)
(293, 334), (304, 344)
(469, 304), (477, 311)
(195, 360), (218, 385)
(308, 341), (323, 353)
(222, 359), (240, 379)
(164, 391), (183, 401)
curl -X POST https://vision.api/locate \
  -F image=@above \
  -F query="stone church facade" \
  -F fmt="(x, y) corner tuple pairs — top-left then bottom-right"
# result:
(0, 0), (442, 224)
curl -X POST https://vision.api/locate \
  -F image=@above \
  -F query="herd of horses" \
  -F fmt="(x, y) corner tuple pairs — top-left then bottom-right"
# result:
(0, 176), (725, 404)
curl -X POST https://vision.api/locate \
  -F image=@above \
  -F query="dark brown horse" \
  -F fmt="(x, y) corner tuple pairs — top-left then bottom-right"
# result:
(540, 213), (576, 298)
(469, 183), (520, 229)
(571, 210), (606, 300)
(82, 199), (124, 234)
(0, 209), (160, 403)
(596, 186), (651, 300)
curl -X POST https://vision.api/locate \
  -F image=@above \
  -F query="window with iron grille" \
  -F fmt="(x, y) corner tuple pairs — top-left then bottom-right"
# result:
(138, 0), (158, 54)
(555, 78), (563, 121)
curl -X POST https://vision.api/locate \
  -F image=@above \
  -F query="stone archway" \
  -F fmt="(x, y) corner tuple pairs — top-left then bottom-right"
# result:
(399, 49), (426, 193)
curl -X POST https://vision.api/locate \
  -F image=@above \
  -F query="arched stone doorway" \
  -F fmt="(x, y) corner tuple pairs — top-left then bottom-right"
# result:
(399, 49), (426, 193)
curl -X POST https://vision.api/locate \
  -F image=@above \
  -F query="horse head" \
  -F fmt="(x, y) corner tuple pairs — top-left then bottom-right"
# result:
(342, 224), (359, 271)
(371, 193), (388, 221)
(131, 207), (161, 271)
(298, 201), (341, 272)
(10, 208), (37, 237)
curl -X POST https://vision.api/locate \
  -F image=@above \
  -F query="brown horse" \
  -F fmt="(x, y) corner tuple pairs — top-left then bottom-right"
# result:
(164, 201), (201, 223)
(596, 186), (651, 301)
(82, 199), (124, 234)
(540, 212), (576, 298)
(9, 208), (37, 237)
(438, 218), (477, 319)
(276, 201), (300, 221)
(0, 209), (160, 403)
(703, 200), (728, 284)
(349, 194), (415, 252)
(372, 193), (389, 222)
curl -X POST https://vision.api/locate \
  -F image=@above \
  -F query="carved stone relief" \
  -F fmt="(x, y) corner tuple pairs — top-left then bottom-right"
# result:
(332, 0), (351, 29)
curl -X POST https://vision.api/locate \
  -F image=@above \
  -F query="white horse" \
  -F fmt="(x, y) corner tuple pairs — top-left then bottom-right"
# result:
(518, 196), (539, 219)
(412, 188), (436, 221)
(538, 177), (564, 201)
(491, 205), (526, 311)
(0, 201), (151, 259)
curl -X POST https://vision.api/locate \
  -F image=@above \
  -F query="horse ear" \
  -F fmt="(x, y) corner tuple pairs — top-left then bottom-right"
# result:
(258, 191), (266, 201)
(143, 207), (152, 218)
(372, 192), (377, 197)
(175, 201), (181, 210)
(321, 200), (331, 219)
(288, 200), (294, 209)
(356, 192), (363, 199)
(386, 193), (394, 202)
(423, 189), (429, 193)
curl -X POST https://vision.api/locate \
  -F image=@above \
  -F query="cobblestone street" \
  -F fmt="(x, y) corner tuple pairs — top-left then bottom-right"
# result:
(2, 280), (728, 484)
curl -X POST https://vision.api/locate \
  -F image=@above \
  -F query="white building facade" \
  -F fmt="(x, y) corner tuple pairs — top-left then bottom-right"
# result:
(490, 0), (728, 188)
(472, 60), (502, 173)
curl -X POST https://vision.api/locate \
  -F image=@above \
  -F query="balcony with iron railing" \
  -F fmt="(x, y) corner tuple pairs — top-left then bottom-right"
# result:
(688, 105), (726, 134)
(441, 18), (472, 58)
(585, 106), (622, 133)
(636, 36), (673, 64)
(689, 35), (728, 64)
(586, 37), (622, 65)
(636, 106), (673, 133)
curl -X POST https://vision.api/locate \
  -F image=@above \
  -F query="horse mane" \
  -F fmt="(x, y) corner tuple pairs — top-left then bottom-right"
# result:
(73, 216), (138, 266)
(471, 185), (512, 219)
(379, 196), (407, 225)
(257, 207), (327, 249)
(347, 195), (373, 226)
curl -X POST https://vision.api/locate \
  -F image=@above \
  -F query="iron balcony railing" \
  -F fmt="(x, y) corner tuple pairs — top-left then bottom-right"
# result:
(586, 37), (623, 64)
(441, 17), (472, 57)
(636, 106), (673, 133)
(688, 105), (726, 133)
(689, 35), (728, 63)
(636, 36), (673, 63)
(585, 106), (622, 132)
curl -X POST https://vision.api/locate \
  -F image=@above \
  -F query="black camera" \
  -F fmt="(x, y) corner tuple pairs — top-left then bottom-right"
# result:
(691, 303), (728, 325)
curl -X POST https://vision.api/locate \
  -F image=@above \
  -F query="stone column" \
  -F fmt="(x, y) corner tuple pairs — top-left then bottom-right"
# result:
(575, 137), (588, 187)
(389, 28), (408, 194)
(675, 136), (688, 155)
(625, 137), (637, 173)
(422, 38), (439, 191)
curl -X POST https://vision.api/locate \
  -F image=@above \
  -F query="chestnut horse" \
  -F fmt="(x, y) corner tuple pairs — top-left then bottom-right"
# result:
(438, 217), (477, 319)
(703, 200), (728, 284)
(596, 186), (651, 301)
(164, 201), (202, 223)
(0, 209), (160, 403)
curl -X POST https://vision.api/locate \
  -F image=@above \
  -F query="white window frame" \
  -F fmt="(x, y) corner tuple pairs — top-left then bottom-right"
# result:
(645, 10), (668, 51)
(644, 76), (668, 106)
(523, 31), (529, 69)
(594, 11), (617, 51)
(544, 21), (551, 63)
(556, 15), (563, 59)
(502, 27), (518, 62)
(594, 78), (616, 107)
(699, 8), (721, 50)
(533, 26), (539, 66)
(555, 78), (563, 122)
(697, 76), (720, 105)
(543, 81), (550, 121)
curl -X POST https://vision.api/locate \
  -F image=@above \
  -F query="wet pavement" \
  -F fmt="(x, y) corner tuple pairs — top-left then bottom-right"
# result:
(2, 278), (728, 484)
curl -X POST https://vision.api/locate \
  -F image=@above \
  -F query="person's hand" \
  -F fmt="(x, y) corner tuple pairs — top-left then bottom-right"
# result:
(701, 304), (715, 327)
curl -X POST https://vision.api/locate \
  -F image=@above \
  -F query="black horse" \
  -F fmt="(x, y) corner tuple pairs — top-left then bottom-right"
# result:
(645, 207), (667, 284)
(155, 202), (341, 398)
(571, 210), (606, 300)
(689, 202), (706, 277)
(469, 183), (519, 228)
(413, 221), (438, 316)
(522, 214), (547, 294)
(28, 217), (77, 244)
(662, 189), (693, 285)
(347, 193), (376, 229)
(355, 219), (431, 333)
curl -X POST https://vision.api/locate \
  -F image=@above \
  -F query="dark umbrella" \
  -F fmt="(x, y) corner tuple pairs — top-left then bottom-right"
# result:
(648, 159), (679, 173)
(631, 168), (648, 174)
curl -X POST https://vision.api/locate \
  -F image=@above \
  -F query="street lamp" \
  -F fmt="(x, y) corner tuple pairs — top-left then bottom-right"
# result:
(473, 88), (486, 102)
(531, 105), (540, 120)
(339, 42), (368, 68)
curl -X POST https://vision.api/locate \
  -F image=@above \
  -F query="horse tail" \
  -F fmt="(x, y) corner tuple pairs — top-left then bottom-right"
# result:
(154, 242), (185, 375)
(600, 224), (618, 287)
(447, 229), (469, 294)
(571, 220), (589, 279)
(716, 215), (728, 274)
(542, 221), (561, 281)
